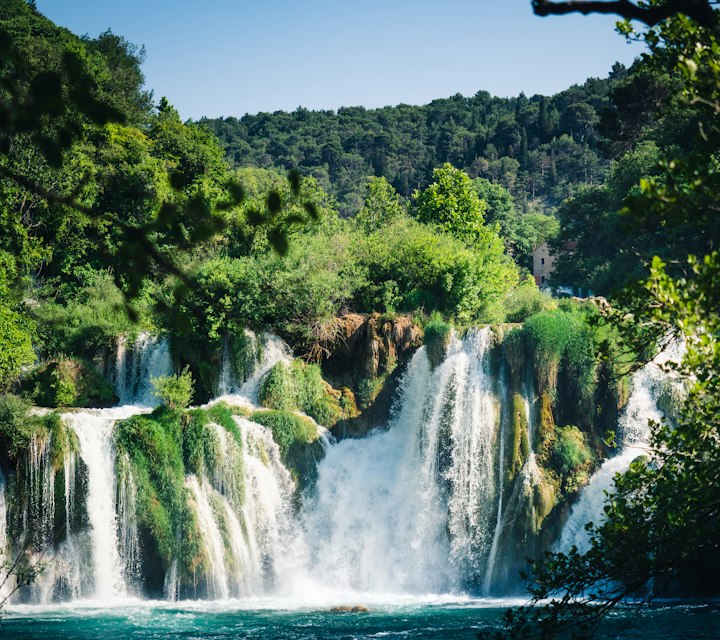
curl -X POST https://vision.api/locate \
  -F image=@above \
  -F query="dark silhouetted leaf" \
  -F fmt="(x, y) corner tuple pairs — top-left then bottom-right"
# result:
(228, 181), (245, 204)
(267, 190), (282, 214)
(288, 168), (301, 194)
(268, 229), (288, 256)
(304, 201), (319, 220)
(245, 208), (265, 226)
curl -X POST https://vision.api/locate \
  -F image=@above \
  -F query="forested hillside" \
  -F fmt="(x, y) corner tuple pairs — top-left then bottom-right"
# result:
(204, 56), (710, 295)
(203, 74), (624, 216)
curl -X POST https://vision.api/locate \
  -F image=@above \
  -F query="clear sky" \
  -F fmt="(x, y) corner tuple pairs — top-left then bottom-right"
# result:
(35, 0), (644, 120)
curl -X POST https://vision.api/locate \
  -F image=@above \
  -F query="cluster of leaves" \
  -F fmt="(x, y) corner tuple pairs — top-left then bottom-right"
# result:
(151, 365), (194, 411)
(22, 356), (116, 407)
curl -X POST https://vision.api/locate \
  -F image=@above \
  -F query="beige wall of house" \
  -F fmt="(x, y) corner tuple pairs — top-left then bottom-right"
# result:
(533, 242), (554, 287)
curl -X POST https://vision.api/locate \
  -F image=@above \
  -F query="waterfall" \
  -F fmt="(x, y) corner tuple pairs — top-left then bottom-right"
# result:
(215, 333), (292, 406)
(186, 475), (231, 600)
(180, 417), (300, 599)
(302, 328), (499, 593)
(558, 342), (684, 554)
(64, 408), (143, 600)
(114, 332), (173, 407)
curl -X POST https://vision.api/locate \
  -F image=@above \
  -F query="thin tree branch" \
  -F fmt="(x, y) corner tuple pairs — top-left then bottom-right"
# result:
(531, 0), (718, 28)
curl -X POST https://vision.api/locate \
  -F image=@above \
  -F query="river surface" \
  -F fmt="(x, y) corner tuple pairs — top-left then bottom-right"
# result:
(2, 598), (718, 639)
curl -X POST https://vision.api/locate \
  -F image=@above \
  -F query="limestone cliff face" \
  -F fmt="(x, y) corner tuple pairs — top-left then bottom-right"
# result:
(317, 313), (422, 439)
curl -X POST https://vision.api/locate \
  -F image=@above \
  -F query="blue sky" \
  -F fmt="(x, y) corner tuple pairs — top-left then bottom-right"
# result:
(35, 0), (644, 120)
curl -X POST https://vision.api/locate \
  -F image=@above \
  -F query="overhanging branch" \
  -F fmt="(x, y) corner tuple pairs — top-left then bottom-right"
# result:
(531, 0), (718, 28)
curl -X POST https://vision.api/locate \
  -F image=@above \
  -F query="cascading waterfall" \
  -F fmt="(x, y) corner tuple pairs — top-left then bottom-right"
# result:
(181, 417), (300, 599)
(4, 323), (686, 606)
(114, 333), (173, 407)
(64, 409), (134, 600)
(302, 328), (500, 593)
(216, 333), (292, 405)
(558, 342), (684, 554)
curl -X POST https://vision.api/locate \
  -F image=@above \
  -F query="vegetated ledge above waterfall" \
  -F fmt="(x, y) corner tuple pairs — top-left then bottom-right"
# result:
(311, 313), (423, 439)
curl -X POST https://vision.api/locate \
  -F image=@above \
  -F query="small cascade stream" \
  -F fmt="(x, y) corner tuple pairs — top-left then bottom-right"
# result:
(64, 409), (139, 600)
(558, 342), (685, 553)
(113, 333), (173, 407)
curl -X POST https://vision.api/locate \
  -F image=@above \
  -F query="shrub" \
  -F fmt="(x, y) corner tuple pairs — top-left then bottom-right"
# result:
(259, 360), (342, 427)
(549, 425), (594, 492)
(424, 314), (452, 368)
(249, 409), (318, 459)
(503, 275), (554, 323)
(0, 393), (39, 457)
(152, 365), (194, 410)
(0, 304), (36, 390)
(23, 357), (116, 408)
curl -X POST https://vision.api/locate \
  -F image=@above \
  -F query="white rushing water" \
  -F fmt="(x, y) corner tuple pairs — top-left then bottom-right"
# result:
(182, 416), (301, 599)
(6, 324), (686, 606)
(215, 333), (292, 406)
(302, 328), (500, 593)
(64, 408), (144, 600)
(114, 333), (173, 407)
(558, 342), (685, 554)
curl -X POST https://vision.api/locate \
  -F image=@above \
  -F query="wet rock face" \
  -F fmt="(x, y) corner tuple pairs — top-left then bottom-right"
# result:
(321, 313), (422, 381)
(319, 313), (422, 440)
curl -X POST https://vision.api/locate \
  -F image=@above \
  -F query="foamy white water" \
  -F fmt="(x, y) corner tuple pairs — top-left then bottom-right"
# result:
(302, 328), (500, 593)
(64, 407), (146, 600)
(114, 333), (173, 407)
(558, 341), (685, 553)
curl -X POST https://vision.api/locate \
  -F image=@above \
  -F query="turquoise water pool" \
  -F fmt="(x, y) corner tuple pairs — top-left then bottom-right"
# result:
(2, 598), (718, 639)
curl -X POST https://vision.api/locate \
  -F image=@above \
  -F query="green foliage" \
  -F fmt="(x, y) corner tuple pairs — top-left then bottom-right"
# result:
(496, 8), (720, 639)
(259, 360), (342, 427)
(205, 75), (621, 217)
(151, 365), (194, 410)
(0, 303), (35, 390)
(352, 215), (519, 321)
(522, 308), (577, 396)
(30, 271), (146, 360)
(413, 163), (487, 246)
(474, 177), (559, 269)
(46, 412), (79, 471)
(502, 275), (554, 323)
(249, 409), (318, 459)
(0, 393), (40, 458)
(23, 357), (116, 408)
(548, 425), (593, 492)
(115, 409), (189, 571)
(423, 314), (452, 369)
(356, 176), (406, 232)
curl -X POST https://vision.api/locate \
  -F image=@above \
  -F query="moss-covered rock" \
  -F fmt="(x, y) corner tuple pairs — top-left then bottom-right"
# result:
(23, 358), (116, 408)
(548, 425), (595, 493)
(424, 317), (452, 369)
(507, 393), (530, 484)
(249, 409), (322, 487)
(249, 409), (318, 459)
(259, 360), (346, 427)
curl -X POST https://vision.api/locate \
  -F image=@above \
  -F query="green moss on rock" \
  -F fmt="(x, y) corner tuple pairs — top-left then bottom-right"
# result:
(424, 317), (452, 369)
(507, 393), (530, 483)
(259, 360), (345, 427)
(249, 409), (318, 459)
